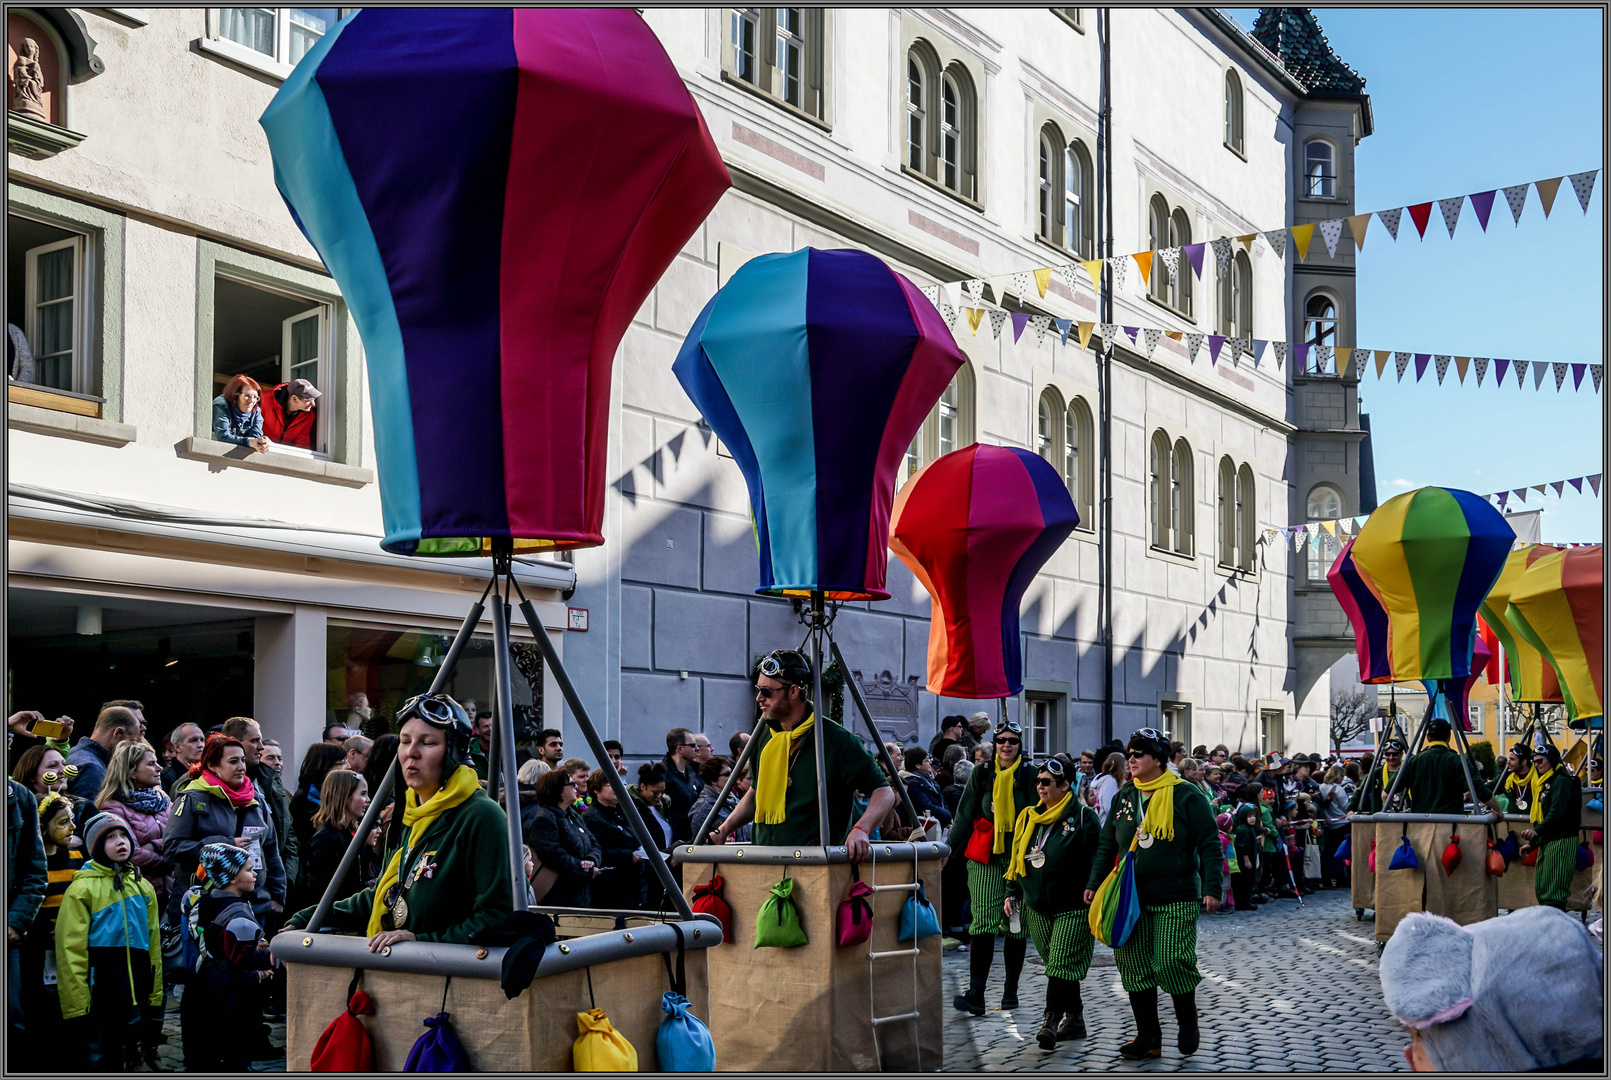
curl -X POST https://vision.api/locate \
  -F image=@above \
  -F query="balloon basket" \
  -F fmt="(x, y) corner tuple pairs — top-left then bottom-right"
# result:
(272, 916), (713, 1070)
(675, 842), (946, 1071)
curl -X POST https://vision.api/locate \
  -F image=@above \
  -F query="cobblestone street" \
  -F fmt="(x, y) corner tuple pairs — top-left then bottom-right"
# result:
(943, 888), (1409, 1072)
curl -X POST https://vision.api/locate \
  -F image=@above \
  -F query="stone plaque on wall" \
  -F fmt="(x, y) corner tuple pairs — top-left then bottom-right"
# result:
(852, 669), (922, 748)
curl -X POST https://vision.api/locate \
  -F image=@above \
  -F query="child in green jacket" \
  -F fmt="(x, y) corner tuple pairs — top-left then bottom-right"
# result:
(54, 814), (164, 1070)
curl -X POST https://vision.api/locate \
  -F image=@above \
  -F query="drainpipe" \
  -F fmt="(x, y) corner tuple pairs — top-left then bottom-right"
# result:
(1096, 8), (1114, 746)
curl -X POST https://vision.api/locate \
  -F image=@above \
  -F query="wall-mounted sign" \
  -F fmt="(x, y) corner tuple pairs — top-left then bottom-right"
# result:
(567, 607), (589, 632)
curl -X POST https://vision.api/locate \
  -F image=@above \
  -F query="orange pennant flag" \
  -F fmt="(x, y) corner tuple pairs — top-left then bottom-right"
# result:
(1290, 223), (1315, 261)
(1033, 267), (1053, 298)
(1454, 356), (1470, 383)
(1132, 250), (1153, 284)
(966, 307), (984, 335)
(1347, 213), (1371, 251)
(1374, 350), (1390, 378)
(1536, 176), (1563, 217)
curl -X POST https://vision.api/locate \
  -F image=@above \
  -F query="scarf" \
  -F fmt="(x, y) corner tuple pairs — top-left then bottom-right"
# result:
(1425, 737), (1450, 749)
(201, 769), (257, 808)
(991, 757), (1022, 854)
(755, 711), (815, 826)
(1529, 767), (1556, 825)
(367, 765), (480, 936)
(1505, 767), (1532, 792)
(1005, 791), (1072, 881)
(121, 786), (170, 815)
(1133, 770), (1182, 842)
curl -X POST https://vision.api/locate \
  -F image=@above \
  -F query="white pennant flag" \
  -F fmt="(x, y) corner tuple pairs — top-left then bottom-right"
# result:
(1012, 271), (1034, 301)
(1263, 229), (1287, 259)
(939, 303), (957, 328)
(920, 284), (941, 306)
(1315, 345), (1333, 373)
(1592, 365), (1603, 392)
(1553, 361), (1569, 390)
(1502, 184), (1529, 224)
(1184, 333), (1204, 360)
(1291, 528), (1307, 553)
(1318, 219), (1345, 258)
(1158, 247), (1181, 282)
(1434, 354), (1451, 384)
(964, 278), (985, 304)
(1569, 170), (1599, 213)
(1031, 315), (1052, 344)
(1106, 257), (1128, 291)
(1210, 237), (1233, 279)
(1473, 356), (1490, 386)
(1272, 341), (1288, 369)
(988, 309), (1009, 339)
(1437, 196), (1464, 238)
(1394, 352), (1412, 381)
(1143, 328), (1162, 360)
(1057, 264), (1083, 294)
(1377, 207), (1403, 239)
(1513, 359), (1530, 387)
(1099, 323), (1119, 345)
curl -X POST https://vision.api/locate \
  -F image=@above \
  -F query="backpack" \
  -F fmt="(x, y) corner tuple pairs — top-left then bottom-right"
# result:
(183, 888), (254, 976)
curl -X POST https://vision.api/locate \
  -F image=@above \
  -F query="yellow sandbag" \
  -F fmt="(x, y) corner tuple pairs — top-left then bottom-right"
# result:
(574, 1008), (638, 1072)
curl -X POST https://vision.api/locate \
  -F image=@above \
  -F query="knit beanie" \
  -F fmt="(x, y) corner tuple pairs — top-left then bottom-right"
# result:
(1380, 908), (1603, 1070)
(199, 842), (252, 889)
(85, 814), (132, 865)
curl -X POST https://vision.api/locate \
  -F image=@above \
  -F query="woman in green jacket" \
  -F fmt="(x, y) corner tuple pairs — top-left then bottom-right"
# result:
(286, 693), (513, 949)
(1004, 754), (1102, 1051)
(1520, 740), (1581, 909)
(1085, 729), (1222, 1060)
(946, 718), (1039, 1015)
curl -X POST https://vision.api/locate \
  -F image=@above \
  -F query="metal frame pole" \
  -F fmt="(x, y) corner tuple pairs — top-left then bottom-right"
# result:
(809, 591), (832, 850)
(1441, 683), (1488, 811)
(513, 596), (695, 920)
(1379, 698), (1435, 811)
(489, 558), (529, 913)
(692, 713), (768, 845)
(831, 639), (924, 835)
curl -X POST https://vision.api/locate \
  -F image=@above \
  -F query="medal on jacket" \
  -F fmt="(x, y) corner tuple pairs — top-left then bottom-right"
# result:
(382, 883), (407, 930)
(1137, 829), (1155, 849)
(1027, 850), (1046, 868)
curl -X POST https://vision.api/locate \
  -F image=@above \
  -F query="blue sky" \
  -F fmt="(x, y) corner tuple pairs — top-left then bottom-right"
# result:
(1225, 8), (1604, 542)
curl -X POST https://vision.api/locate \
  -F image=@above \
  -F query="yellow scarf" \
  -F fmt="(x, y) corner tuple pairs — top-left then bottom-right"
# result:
(1529, 767), (1555, 825)
(755, 711), (815, 826)
(366, 765), (480, 936)
(991, 757), (1022, 854)
(1005, 792), (1072, 881)
(1425, 737), (1450, 749)
(1505, 767), (1532, 793)
(1133, 770), (1182, 842)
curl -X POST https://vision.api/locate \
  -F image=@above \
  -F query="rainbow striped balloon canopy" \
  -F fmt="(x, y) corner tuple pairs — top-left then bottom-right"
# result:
(889, 445), (1078, 698)
(673, 248), (965, 600)
(1478, 545), (1566, 704)
(1506, 545), (1604, 727)
(1349, 487), (1515, 682)
(1327, 537), (1393, 684)
(1422, 635), (1493, 731)
(260, 9), (729, 556)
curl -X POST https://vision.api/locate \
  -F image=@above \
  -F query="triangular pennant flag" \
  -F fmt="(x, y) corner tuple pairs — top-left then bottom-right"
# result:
(1469, 190), (1496, 231)
(1315, 344), (1332, 373)
(1590, 474), (1602, 496)
(1377, 207), (1403, 240)
(1514, 489), (1529, 503)
(1010, 312), (1029, 342)
(1536, 176), (1563, 217)
(1394, 352), (1412, 381)
(1107, 257), (1128, 291)
(1143, 328), (1162, 360)
(1347, 213), (1372, 251)
(1184, 333), (1204, 360)
(1098, 323), (1118, 345)
(1208, 335), (1226, 365)
(1030, 315), (1051, 344)
(920, 284), (941, 306)
(1592, 365), (1603, 392)
(1057, 318), (1073, 346)
(1033, 267), (1054, 298)
(1338, 516), (1353, 536)
(1375, 350), (1391, 378)
(1474, 357), (1489, 386)
(1165, 331), (1184, 341)
(1337, 347), (1353, 378)
(1572, 362), (1586, 390)
(1293, 343), (1311, 371)
(1533, 484), (1548, 495)
(1055, 263), (1081, 294)
(1434, 354), (1451, 384)
(1272, 341), (1288, 369)
(1553, 361), (1568, 390)
(1414, 353), (1431, 381)
(1236, 232), (1259, 252)
(1406, 202), (1433, 238)
(1502, 184), (1530, 224)
(1568, 476), (1585, 493)
(1289, 223), (1315, 261)
(966, 307), (985, 335)
(1569, 170), (1598, 213)
(1552, 481), (1566, 498)
(1532, 361), (1549, 390)
(1263, 229), (1287, 259)
(1012, 271), (1035, 302)
(1454, 356), (1470, 383)
(940, 303), (957, 328)
(1122, 326), (1140, 344)
(988, 309), (1009, 340)
(1291, 528), (1306, 553)
(1182, 242), (1205, 279)
(1496, 492), (1509, 510)
(1318, 219), (1345, 258)
(1227, 337), (1246, 364)
(1132, 250), (1154, 285)
(1158, 247), (1180, 282)
(1512, 358), (1529, 386)
(1081, 259), (1105, 294)
(1075, 320), (1093, 349)
(1437, 196), (1464, 238)
(964, 278), (985, 304)
(1210, 237), (1233, 278)
(1495, 358), (1512, 386)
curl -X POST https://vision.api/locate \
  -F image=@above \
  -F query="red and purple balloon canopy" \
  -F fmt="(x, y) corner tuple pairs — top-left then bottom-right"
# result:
(261, 9), (729, 555)
(889, 445), (1078, 698)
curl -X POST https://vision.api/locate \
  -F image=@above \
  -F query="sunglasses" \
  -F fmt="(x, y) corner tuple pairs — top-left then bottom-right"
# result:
(1035, 776), (1063, 787)
(1126, 750), (1148, 759)
(995, 737), (1021, 747)
(754, 684), (786, 699)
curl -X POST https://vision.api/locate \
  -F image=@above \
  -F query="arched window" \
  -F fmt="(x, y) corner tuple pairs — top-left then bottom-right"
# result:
(1218, 456), (1238, 569)
(1172, 438), (1194, 556)
(1304, 139), (1336, 199)
(1307, 484), (1344, 582)
(1148, 196), (1170, 303)
(1219, 249), (1253, 339)
(906, 54), (926, 171)
(937, 376), (959, 458)
(1169, 209), (1193, 315)
(1067, 398), (1094, 526)
(731, 7), (760, 84)
(1037, 129), (1057, 242)
(1237, 464), (1256, 572)
(905, 360), (975, 482)
(940, 72), (962, 192)
(1066, 141), (1093, 257)
(776, 7), (805, 107)
(1149, 430), (1171, 548)
(1037, 387), (1063, 466)
(1224, 70), (1244, 154)
(1305, 293), (1336, 373)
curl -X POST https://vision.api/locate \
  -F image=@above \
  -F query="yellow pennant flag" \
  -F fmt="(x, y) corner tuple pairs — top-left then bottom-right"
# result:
(1336, 348), (1353, 378)
(1033, 267), (1053, 298)
(1374, 350), (1391, 377)
(1077, 321), (1095, 349)
(1081, 260), (1105, 294)
(1165, 331), (1184, 341)
(1536, 176), (1563, 217)
(966, 307), (984, 335)
(1320, 520), (1337, 536)
(1290, 223), (1315, 261)
(1347, 213), (1371, 251)
(1454, 356), (1470, 383)
(1235, 233), (1258, 251)
(1131, 250), (1153, 285)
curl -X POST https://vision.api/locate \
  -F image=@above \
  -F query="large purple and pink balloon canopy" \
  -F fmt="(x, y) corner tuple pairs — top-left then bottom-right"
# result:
(261, 9), (730, 555)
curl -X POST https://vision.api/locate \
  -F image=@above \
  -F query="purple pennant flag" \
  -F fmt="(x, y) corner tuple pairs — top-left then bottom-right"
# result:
(1011, 312), (1029, 342)
(1591, 474), (1603, 497)
(1413, 353), (1431, 381)
(1494, 357), (1512, 386)
(1469, 190), (1496, 231)
(1573, 363), (1587, 390)
(1496, 492), (1509, 510)
(1569, 476), (1585, 493)
(1292, 343), (1310, 370)
(1123, 326), (1140, 344)
(1182, 242), (1206, 279)
(1208, 335), (1226, 365)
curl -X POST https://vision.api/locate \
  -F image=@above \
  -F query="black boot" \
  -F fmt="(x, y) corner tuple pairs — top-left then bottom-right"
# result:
(1056, 979), (1086, 1040)
(1001, 936), (1027, 1010)
(1173, 991), (1200, 1055)
(953, 934), (993, 1015)
(1118, 988), (1162, 1060)
(1035, 983), (1063, 1052)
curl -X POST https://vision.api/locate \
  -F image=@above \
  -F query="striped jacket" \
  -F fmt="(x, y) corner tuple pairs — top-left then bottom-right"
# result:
(53, 860), (163, 1019)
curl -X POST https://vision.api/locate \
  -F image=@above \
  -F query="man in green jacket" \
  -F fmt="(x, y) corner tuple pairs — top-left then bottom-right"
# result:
(1519, 740), (1581, 909)
(1350, 739), (1406, 814)
(1085, 729), (1221, 1060)
(1394, 719), (1502, 816)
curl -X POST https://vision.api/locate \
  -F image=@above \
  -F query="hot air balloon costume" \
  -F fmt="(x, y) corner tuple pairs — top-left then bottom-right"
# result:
(1518, 738), (1583, 909)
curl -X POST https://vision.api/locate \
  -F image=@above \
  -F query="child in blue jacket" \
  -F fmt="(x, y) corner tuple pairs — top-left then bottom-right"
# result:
(180, 843), (274, 1071)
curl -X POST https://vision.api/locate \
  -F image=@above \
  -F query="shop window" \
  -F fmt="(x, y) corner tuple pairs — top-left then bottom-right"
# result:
(211, 275), (332, 454)
(7, 212), (93, 397)
(724, 7), (827, 122)
(1259, 708), (1284, 755)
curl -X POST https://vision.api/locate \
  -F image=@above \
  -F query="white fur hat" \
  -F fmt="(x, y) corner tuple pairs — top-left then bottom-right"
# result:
(1380, 907), (1603, 1071)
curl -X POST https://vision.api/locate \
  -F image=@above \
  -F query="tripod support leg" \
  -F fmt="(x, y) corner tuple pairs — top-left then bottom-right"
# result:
(831, 639), (924, 835)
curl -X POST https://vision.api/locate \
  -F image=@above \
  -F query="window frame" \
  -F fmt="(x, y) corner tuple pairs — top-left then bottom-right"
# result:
(1149, 428), (1171, 550)
(22, 234), (87, 396)
(1304, 291), (1339, 374)
(906, 55), (926, 172)
(1065, 396), (1094, 530)
(721, 7), (831, 127)
(1259, 707), (1284, 756)
(1065, 140), (1093, 258)
(1036, 127), (1059, 244)
(1236, 463), (1256, 573)
(1217, 455), (1238, 571)
(1052, 8), (1084, 33)
(202, 7), (341, 81)
(900, 34), (981, 208)
(1159, 700), (1192, 752)
(1169, 208), (1193, 317)
(1305, 483), (1345, 583)
(1171, 437), (1194, 557)
(1223, 69), (1244, 156)
(1303, 138), (1338, 200)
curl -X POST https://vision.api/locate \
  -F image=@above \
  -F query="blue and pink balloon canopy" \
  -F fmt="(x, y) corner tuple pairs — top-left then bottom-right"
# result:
(673, 248), (965, 600)
(260, 8), (729, 555)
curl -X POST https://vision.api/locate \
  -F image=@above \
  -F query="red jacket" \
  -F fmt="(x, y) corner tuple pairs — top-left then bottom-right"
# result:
(260, 383), (317, 449)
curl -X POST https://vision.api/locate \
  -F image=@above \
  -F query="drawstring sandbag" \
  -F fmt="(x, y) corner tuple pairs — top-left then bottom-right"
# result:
(1367, 835), (1378, 874)
(310, 970), (376, 1072)
(1441, 832), (1463, 876)
(755, 873), (807, 948)
(1334, 833), (1351, 862)
(835, 864), (875, 947)
(1578, 840), (1596, 872)
(689, 874), (733, 944)
(656, 924), (715, 1072)
(574, 968), (637, 1072)
(1387, 831), (1419, 871)
(898, 883), (941, 943)
(404, 977), (471, 1071)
